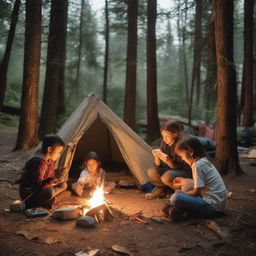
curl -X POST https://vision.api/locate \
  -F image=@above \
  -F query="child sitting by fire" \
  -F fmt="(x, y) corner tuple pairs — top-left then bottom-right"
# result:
(72, 151), (115, 198)
(17, 134), (71, 210)
(164, 136), (228, 221)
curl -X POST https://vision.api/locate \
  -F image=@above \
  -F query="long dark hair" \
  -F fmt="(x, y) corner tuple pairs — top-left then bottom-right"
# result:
(160, 121), (183, 136)
(175, 136), (207, 159)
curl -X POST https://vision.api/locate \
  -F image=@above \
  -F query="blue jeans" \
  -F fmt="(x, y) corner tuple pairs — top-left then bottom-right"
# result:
(170, 192), (222, 218)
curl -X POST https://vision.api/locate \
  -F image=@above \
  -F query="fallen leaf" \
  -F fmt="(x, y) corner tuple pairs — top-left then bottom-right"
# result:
(40, 236), (60, 244)
(16, 230), (39, 240)
(112, 244), (133, 256)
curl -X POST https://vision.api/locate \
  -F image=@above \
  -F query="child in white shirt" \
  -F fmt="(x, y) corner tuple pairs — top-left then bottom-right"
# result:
(167, 136), (227, 221)
(72, 151), (105, 198)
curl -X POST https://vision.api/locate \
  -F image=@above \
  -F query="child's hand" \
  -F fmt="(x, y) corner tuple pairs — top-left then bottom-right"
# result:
(173, 177), (194, 188)
(158, 152), (169, 163)
(87, 182), (94, 188)
(57, 176), (65, 183)
(78, 180), (84, 187)
(152, 149), (161, 158)
(173, 177), (185, 186)
(50, 178), (59, 185)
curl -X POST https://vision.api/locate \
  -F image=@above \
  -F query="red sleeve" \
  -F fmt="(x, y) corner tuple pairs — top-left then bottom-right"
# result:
(29, 159), (55, 191)
(47, 160), (55, 179)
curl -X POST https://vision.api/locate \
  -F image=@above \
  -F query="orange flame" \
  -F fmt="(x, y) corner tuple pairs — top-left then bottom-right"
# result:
(87, 186), (105, 209)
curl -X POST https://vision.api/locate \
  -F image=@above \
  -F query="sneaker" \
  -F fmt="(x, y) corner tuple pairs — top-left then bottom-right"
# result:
(145, 187), (164, 199)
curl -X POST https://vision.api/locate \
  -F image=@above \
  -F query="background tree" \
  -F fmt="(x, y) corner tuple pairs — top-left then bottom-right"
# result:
(204, 3), (217, 124)
(65, 1), (100, 108)
(57, 0), (68, 118)
(103, 0), (109, 103)
(179, 1), (190, 108)
(124, 0), (138, 130)
(39, 0), (67, 138)
(147, 0), (159, 141)
(16, 0), (41, 150)
(241, 0), (254, 126)
(188, 0), (202, 125)
(213, 0), (242, 174)
(74, 0), (85, 100)
(0, 0), (21, 111)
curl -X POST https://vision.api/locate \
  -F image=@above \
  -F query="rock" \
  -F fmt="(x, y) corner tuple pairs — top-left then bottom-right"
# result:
(76, 216), (96, 228)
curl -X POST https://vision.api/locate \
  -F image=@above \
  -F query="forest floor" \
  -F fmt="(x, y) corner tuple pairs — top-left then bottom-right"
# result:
(0, 127), (256, 256)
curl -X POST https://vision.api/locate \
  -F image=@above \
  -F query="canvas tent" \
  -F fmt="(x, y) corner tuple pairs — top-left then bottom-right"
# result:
(57, 93), (153, 187)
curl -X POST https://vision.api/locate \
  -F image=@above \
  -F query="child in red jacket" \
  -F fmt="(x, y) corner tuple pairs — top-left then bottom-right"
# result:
(18, 134), (70, 209)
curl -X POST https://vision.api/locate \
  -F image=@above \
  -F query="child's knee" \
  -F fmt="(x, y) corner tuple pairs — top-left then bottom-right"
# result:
(170, 192), (183, 205)
(161, 171), (174, 184)
(147, 167), (159, 178)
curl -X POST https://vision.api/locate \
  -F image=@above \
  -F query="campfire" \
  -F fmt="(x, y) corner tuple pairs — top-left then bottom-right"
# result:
(87, 186), (105, 209)
(81, 186), (127, 222)
(53, 186), (147, 224)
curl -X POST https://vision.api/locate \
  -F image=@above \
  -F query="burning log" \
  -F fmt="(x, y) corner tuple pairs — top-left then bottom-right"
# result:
(80, 186), (127, 222)
(78, 186), (148, 224)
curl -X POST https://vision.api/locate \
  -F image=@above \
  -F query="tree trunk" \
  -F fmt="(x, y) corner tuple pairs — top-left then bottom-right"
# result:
(0, 0), (21, 110)
(124, 0), (138, 130)
(75, 0), (85, 99)
(103, 0), (109, 103)
(188, 0), (202, 125)
(39, 0), (65, 138)
(16, 0), (41, 150)
(241, 0), (254, 126)
(204, 3), (217, 123)
(57, 0), (68, 117)
(213, 0), (242, 175)
(147, 0), (160, 141)
(177, 1), (189, 108)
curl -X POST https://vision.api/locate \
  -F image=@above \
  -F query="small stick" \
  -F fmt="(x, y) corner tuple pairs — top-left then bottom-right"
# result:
(94, 214), (99, 223)
(131, 216), (148, 224)
(104, 202), (114, 216)
(228, 208), (251, 216)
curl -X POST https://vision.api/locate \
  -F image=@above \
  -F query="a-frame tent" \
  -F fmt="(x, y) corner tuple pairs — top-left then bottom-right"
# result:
(57, 93), (153, 188)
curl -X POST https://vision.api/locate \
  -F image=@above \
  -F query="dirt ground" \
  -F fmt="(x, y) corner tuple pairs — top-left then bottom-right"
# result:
(0, 127), (256, 256)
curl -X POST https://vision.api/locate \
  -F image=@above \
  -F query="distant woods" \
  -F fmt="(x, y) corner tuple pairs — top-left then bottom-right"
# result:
(0, 0), (255, 174)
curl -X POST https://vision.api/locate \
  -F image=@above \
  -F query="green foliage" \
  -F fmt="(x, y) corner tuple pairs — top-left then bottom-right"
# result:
(0, 0), (13, 55)
(0, 0), (248, 133)
(0, 112), (18, 128)
(106, 86), (124, 117)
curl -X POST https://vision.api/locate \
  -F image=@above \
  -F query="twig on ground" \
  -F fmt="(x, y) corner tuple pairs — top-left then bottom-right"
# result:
(0, 179), (12, 183)
(128, 211), (148, 224)
(228, 208), (251, 216)
(231, 197), (256, 202)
